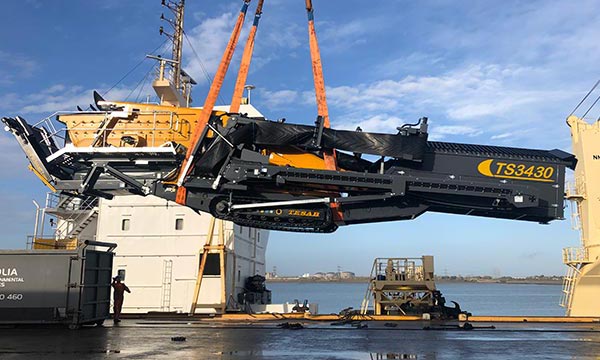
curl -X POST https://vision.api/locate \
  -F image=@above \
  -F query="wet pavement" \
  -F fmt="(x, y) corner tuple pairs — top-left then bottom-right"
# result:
(0, 320), (600, 359)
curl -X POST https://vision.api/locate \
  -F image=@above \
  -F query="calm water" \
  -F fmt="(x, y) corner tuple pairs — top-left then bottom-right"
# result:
(268, 281), (565, 316)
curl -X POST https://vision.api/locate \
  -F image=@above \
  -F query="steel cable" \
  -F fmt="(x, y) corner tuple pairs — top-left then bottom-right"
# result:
(183, 30), (227, 105)
(570, 79), (600, 117)
(103, 39), (169, 97)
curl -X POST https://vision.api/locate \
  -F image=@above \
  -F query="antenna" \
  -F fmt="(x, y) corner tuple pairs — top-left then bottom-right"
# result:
(244, 84), (256, 104)
(160, 0), (185, 89)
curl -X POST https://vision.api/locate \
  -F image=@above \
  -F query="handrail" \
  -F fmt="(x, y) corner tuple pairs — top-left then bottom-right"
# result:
(563, 247), (589, 264)
(38, 192), (99, 243)
(370, 258), (426, 281)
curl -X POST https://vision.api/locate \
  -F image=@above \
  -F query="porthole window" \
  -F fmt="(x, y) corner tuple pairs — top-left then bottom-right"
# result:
(121, 218), (130, 231)
(175, 218), (184, 230)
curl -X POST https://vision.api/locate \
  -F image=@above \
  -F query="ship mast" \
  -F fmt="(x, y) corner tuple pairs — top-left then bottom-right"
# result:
(165, 0), (184, 89)
(151, 0), (195, 107)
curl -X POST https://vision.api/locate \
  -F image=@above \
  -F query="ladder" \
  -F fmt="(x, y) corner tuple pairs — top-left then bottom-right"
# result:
(560, 265), (578, 311)
(360, 281), (374, 315)
(360, 260), (378, 314)
(189, 217), (227, 314)
(161, 260), (173, 311)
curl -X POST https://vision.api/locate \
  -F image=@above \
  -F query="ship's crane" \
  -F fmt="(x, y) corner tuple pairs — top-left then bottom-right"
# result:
(1, 0), (575, 234)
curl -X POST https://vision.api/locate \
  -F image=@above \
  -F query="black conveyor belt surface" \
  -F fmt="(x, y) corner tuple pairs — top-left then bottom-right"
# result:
(428, 141), (576, 168)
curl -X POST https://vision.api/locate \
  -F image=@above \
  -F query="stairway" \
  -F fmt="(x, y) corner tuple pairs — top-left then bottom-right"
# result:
(68, 209), (99, 238)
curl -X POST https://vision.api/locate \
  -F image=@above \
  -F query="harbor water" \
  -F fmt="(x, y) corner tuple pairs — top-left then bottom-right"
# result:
(268, 282), (564, 316)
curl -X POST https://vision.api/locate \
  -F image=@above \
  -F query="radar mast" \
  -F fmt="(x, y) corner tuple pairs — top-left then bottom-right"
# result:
(151, 0), (196, 107)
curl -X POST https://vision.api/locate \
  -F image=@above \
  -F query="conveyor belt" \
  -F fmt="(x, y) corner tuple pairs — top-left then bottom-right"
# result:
(428, 141), (576, 168)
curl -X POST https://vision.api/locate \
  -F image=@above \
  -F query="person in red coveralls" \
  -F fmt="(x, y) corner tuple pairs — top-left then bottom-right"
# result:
(111, 276), (131, 323)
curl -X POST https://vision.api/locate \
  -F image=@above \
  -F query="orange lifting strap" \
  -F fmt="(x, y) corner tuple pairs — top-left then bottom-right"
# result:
(230, 0), (265, 113)
(176, 0), (252, 205)
(305, 0), (337, 171)
(306, 0), (343, 222)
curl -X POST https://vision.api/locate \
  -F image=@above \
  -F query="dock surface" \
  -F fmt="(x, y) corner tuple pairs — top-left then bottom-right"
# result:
(1, 319), (599, 359)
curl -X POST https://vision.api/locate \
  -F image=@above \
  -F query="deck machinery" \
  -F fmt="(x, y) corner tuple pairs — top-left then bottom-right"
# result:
(360, 256), (467, 319)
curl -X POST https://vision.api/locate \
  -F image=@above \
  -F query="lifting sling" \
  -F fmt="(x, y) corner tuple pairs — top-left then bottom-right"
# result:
(176, 0), (252, 205)
(230, 0), (265, 113)
(306, 0), (343, 221)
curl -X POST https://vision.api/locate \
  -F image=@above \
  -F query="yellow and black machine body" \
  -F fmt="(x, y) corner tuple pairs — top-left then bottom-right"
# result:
(2, 111), (575, 233)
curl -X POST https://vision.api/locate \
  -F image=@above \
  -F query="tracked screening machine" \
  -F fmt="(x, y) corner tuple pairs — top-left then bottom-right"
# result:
(2, 111), (575, 233)
(2, 0), (575, 233)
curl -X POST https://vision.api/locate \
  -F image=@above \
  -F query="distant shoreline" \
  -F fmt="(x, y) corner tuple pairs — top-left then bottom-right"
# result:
(266, 277), (562, 285)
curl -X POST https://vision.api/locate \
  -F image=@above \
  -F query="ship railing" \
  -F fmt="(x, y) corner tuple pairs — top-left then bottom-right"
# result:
(26, 235), (86, 250)
(562, 247), (589, 265)
(565, 179), (585, 200)
(32, 111), (76, 145)
(30, 192), (99, 249)
(371, 258), (425, 282)
(49, 207), (98, 242)
(45, 192), (98, 212)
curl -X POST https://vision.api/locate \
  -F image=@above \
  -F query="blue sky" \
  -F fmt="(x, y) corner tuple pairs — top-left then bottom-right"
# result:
(1, 1), (599, 277)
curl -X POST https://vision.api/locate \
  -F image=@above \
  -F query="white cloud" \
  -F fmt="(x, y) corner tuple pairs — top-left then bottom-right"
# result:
(262, 22), (303, 50)
(427, 1), (600, 75)
(0, 133), (31, 179)
(490, 132), (514, 140)
(429, 125), (482, 141)
(332, 114), (405, 133)
(17, 86), (134, 115)
(317, 18), (375, 52)
(258, 89), (300, 108)
(0, 51), (38, 86)
(0, 84), (136, 117)
(183, 12), (239, 85)
(261, 62), (579, 145)
(325, 64), (568, 121)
